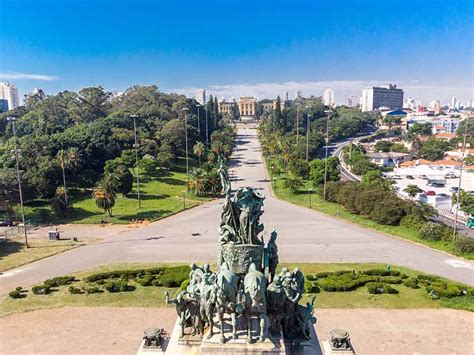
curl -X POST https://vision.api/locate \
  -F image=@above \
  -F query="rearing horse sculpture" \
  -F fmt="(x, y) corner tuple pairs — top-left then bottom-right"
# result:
(215, 263), (239, 343)
(243, 263), (269, 343)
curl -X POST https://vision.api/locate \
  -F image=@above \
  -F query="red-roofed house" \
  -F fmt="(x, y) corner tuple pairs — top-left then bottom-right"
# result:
(434, 132), (456, 140)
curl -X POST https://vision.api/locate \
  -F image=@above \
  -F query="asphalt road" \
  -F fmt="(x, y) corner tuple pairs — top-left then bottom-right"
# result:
(0, 124), (472, 294)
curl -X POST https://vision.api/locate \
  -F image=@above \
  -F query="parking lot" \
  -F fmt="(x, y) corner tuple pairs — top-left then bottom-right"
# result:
(389, 166), (474, 213)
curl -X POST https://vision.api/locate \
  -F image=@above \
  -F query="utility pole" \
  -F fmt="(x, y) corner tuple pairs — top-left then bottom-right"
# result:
(323, 110), (332, 200)
(205, 106), (209, 147)
(453, 119), (470, 239)
(182, 107), (190, 179)
(306, 114), (311, 162)
(7, 117), (28, 248)
(131, 115), (141, 208)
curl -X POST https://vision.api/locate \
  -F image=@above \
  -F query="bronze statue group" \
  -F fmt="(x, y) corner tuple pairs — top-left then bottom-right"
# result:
(165, 159), (316, 344)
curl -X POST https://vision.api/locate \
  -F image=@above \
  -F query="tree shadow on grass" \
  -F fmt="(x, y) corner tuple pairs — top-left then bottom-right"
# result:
(116, 209), (173, 222)
(126, 194), (171, 201)
(159, 177), (185, 186)
(0, 240), (23, 259)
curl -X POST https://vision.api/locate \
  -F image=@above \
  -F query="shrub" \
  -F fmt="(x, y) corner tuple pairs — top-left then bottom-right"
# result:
(68, 286), (83, 294)
(84, 286), (101, 294)
(44, 276), (76, 287)
(15, 286), (22, 292)
(305, 274), (316, 281)
(105, 281), (120, 293)
(304, 280), (319, 293)
(9, 290), (22, 298)
(419, 222), (445, 241)
(137, 275), (155, 287)
(367, 282), (399, 294)
(288, 159), (309, 179)
(283, 174), (304, 193)
(426, 281), (463, 298)
(362, 269), (400, 277)
(403, 278), (419, 289)
(369, 199), (406, 225)
(32, 285), (51, 295)
(454, 236), (474, 254)
(315, 271), (332, 279)
(318, 275), (377, 292)
(158, 266), (189, 287)
(151, 279), (161, 287)
(400, 214), (426, 230)
(180, 279), (190, 291)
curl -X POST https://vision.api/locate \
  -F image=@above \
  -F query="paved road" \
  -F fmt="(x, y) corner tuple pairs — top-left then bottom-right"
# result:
(0, 124), (473, 294)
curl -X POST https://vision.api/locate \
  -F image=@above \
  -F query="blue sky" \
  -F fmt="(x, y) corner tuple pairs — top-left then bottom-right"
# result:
(0, 0), (473, 104)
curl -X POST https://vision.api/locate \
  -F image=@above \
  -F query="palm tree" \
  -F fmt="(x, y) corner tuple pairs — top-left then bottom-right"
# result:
(92, 182), (116, 217)
(65, 147), (82, 185)
(404, 184), (423, 199)
(187, 168), (207, 196)
(193, 141), (205, 167)
(57, 149), (68, 208)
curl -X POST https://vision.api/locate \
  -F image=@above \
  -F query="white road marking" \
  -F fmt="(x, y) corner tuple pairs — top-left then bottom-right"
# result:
(0, 266), (31, 278)
(444, 259), (474, 270)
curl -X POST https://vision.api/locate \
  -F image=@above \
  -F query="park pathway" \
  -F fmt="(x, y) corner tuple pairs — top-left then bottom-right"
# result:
(0, 124), (472, 294)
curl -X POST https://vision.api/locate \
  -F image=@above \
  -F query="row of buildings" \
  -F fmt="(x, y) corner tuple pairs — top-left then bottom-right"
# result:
(0, 82), (20, 111)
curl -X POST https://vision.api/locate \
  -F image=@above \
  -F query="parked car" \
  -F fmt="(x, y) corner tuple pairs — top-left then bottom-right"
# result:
(445, 172), (458, 179)
(406, 175), (415, 180)
(425, 190), (436, 196)
(430, 182), (445, 188)
(390, 175), (402, 180)
(418, 175), (428, 179)
(0, 220), (14, 227)
(449, 187), (460, 193)
(437, 193), (449, 198)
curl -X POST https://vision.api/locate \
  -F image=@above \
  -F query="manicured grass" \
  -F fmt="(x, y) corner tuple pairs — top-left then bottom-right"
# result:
(269, 170), (474, 260)
(0, 237), (89, 272)
(19, 163), (211, 225)
(1, 262), (471, 318)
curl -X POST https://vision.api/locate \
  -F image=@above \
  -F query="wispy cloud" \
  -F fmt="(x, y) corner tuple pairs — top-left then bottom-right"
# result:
(0, 72), (59, 81)
(170, 80), (473, 104)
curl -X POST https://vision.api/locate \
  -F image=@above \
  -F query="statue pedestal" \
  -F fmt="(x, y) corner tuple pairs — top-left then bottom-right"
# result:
(200, 316), (285, 354)
(136, 339), (165, 354)
(321, 340), (355, 355)
(220, 244), (264, 275)
(164, 319), (202, 355)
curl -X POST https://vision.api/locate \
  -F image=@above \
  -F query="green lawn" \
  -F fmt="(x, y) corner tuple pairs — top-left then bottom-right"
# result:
(19, 163), (211, 225)
(0, 237), (90, 272)
(268, 170), (474, 260)
(1, 262), (472, 318)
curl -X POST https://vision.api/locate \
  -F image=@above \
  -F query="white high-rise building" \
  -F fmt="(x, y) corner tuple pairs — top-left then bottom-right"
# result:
(451, 96), (457, 109)
(195, 89), (206, 105)
(0, 82), (20, 110)
(361, 84), (404, 112)
(323, 88), (335, 107)
(294, 90), (302, 100)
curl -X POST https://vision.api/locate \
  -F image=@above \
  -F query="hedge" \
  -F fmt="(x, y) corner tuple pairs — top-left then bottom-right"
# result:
(44, 276), (76, 287)
(32, 285), (51, 295)
(68, 286), (83, 294)
(403, 277), (419, 289)
(9, 290), (22, 298)
(367, 282), (399, 294)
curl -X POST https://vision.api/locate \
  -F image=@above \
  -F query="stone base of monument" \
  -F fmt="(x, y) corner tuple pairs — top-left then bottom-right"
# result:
(136, 339), (166, 354)
(321, 340), (355, 355)
(164, 319), (202, 355)
(164, 315), (321, 355)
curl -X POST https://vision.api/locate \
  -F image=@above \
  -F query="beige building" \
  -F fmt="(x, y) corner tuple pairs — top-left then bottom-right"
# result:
(238, 97), (257, 117)
(218, 101), (235, 115)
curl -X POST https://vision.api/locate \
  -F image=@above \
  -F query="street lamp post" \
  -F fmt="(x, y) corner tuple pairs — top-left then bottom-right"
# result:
(323, 110), (332, 200)
(309, 186), (313, 208)
(131, 114), (141, 209)
(453, 120), (470, 239)
(7, 117), (28, 248)
(182, 108), (190, 179)
(196, 104), (201, 138)
(306, 113), (311, 162)
(296, 106), (299, 144)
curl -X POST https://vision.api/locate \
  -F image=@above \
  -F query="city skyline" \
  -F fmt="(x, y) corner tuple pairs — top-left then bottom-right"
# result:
(1, 0), (472, 104)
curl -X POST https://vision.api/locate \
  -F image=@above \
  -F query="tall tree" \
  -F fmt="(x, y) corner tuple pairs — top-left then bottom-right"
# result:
(193, 141), (205, 166)
(57, 149), (69, 208)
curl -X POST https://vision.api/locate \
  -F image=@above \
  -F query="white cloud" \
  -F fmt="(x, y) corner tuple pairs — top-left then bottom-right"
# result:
(169, 80), (473, 105)
(0, 72), (59, 81)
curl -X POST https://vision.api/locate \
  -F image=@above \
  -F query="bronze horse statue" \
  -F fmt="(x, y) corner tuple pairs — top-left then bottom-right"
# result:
(243, 263), (269, 343)
(215, 263), (240, 343)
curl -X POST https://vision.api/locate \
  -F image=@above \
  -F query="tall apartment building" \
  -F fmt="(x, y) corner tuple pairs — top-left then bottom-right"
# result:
(323, 88), (335, 107)
(0, 99), (8, 112)
(361, 84), (403, 112)
(195, 89), (206, 105)
(0, 82), (20, 110)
